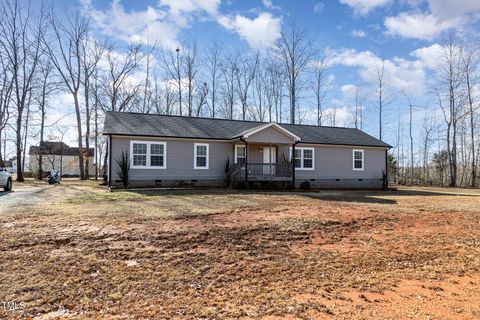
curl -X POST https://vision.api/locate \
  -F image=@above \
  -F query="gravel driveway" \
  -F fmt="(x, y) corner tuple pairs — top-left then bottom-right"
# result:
(0, 183), (54, 212)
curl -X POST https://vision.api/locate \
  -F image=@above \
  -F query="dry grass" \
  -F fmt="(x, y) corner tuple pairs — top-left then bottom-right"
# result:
(1, 182), (480, 319)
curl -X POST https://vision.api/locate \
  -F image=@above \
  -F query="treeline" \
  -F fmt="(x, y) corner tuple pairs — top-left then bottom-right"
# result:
(389, 32), (479, 188)
(0, 0), (478, 188)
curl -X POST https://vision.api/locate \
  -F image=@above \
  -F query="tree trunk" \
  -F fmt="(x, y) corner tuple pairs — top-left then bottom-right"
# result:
(466, 72), (476, 187)
(73, 93), (85, 179)
(15, 110), (23, 181)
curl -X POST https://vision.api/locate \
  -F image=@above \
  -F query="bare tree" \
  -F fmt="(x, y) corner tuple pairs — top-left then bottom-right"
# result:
(161, 47), (182, 115)
(421, 114), (436, 183)
(461, 43), (479, 187)
(236, 52), (259, 121)
(407, 97), (414, 184)
(142, 39), (159, 114)
(220, 53), (238, 120)
(265, 58), (285, 123)
(352, 86), (364, 130)
(183, 40), (199, 117)
(0, 0), (44, 181)
(436, 32), (463, 187)
(276, 22), (313, 124)
(375, 61), (388, 140)
(251, 62), (267, 122)
(311, 54), (329, 126)
(206, 39), (223, 118)
(81, 38), (103, 179)
(44, 7), (88, 179)
(100, 45), (142, 112)
(34, 59), (55, 178)
(99, 44), (142, 174)
(195, 82), (209, 117)
(0, 51), (13, 167)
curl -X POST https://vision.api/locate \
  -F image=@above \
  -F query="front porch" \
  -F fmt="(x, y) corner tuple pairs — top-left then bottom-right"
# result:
(230, 162), (293, 182)
(227, 123), (301, 186)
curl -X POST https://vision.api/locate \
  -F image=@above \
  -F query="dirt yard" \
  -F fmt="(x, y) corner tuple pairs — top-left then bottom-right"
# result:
(1, 181), (479, 319)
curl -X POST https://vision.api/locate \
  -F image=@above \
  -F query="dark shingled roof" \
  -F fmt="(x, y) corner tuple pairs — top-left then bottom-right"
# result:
(29, 141), (94, 156)
(103, 111), (391, 148)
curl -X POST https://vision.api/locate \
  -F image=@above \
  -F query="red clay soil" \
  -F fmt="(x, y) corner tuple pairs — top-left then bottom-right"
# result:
(0, 185), (479, 319)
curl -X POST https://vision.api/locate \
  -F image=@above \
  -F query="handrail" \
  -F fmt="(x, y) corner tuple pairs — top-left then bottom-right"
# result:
(228, 162), (293, 182)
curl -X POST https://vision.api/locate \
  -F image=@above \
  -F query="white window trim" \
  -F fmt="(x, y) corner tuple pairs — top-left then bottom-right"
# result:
(130, 140), (167, 169)
(289, 147), (315, 170)
(353, 149), (364, 171)
(234, 144), (246, 164)
(194, 143), (209, 170)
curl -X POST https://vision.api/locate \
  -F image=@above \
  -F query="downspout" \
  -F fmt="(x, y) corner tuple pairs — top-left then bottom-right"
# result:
(385, 148), (389, 190)
(108, 135), (112, 189)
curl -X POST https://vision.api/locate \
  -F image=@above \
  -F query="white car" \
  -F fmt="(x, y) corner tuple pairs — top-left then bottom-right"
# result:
(0, 168), (12, 191)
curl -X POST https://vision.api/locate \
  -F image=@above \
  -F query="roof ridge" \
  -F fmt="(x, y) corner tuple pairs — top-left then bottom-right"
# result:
(108, 110), (363, 131)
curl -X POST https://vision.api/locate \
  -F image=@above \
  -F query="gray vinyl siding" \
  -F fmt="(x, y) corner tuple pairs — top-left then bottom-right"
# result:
(110, 136), (232, 187)
(110, 135), (386, 189)
(278, 144), (386, 188)
(245, 126), (295, 144)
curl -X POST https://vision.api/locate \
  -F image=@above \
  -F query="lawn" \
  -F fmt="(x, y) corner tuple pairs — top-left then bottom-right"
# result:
(1, 181), (480, 319)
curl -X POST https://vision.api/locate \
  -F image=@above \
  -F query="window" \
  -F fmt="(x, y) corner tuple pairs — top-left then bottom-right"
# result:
(353, 149), (364, 170)
(235, 144), (246, 164)
(130, 141), (166, 169)
(291, 147), (314, 170)
(150, 143), (165, 167)
(132, 143), (147, 167)
(194, 143), (209, 169)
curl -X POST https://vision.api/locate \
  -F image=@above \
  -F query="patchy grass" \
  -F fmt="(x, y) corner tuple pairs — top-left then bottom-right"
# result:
(1, 182), (480, 319)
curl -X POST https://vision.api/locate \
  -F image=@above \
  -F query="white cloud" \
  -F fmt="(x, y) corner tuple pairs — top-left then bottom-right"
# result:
(330, 48), (427, 96)
(410, 43), (443, 70)
(384, 0), (480, 40)
(314, 2), (325, 14)
(324, 106), (353, 127)
(81, 0), (179, 48)
(158, 0), (220, 27)
(341, 84), (357, 96)
(427, 0), (480, 21)
(262, 0), (281, 10)
(384, 12), (453, 40)
(218, 12), (282, 50)
(339, 0), (390, 15)
(351, 29), (367, 37)
(83, 0), (281, 51)
(159, 0), (220, 15)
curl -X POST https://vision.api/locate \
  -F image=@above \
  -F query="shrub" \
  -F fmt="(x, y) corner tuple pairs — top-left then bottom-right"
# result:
(115, 150), (130, 188)
(299, 180), (311, 190)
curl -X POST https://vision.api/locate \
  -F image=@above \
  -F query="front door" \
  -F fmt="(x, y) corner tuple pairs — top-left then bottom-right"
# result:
(263, 147), (276, 175)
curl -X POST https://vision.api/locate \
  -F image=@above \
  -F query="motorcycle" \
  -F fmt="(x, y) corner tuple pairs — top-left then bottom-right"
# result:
(47, 170), (61, 185)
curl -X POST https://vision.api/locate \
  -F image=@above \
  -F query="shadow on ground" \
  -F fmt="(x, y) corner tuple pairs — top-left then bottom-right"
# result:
(109, 187), (479, 205)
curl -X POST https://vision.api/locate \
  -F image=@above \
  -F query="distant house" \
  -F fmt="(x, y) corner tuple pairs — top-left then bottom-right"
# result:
(104, 112), (392, 189)
(3, 158), (16, 173)
(29, 141), (94, 176)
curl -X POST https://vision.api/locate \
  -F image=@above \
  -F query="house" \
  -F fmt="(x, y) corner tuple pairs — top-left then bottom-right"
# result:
(29, 141), (95, 176)
(3, 158), (16, 173)
(104, 111), (392, 189)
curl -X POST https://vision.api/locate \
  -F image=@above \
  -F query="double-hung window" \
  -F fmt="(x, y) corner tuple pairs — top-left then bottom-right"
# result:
(291, 147), (314, 170)
(130, 141), (166, 169)
(353, 149), (364, 170)
(194, 143), (209, 169)
(132, 143), (147, 167)
(235, 144), (246, 164)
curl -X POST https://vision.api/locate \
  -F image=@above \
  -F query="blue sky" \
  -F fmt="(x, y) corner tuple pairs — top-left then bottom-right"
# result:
(46, 0), (480, 149)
